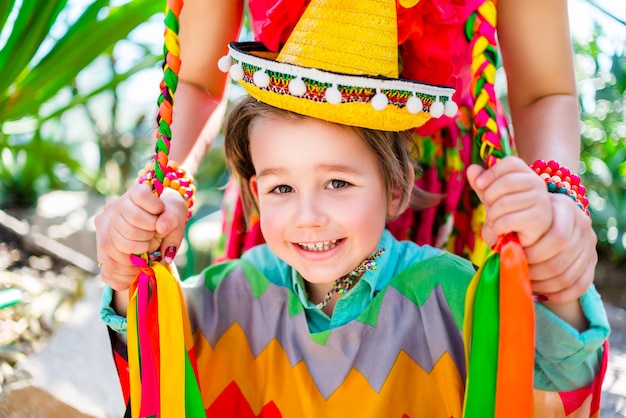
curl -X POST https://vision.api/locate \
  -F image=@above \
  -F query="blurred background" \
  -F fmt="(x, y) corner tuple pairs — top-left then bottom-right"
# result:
(0, 0), (624, 417)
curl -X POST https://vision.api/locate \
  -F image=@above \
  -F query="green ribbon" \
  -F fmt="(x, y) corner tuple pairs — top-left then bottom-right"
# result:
(463, 252), (500, 417)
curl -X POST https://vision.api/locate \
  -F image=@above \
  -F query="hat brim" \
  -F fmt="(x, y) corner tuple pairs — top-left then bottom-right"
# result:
(225, 42), (456, 131)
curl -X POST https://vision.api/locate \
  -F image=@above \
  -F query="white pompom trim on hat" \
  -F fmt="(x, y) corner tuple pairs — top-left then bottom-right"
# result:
(406, 94), (423, 114)
(325, 85), (342, 104)
(218, 55), (233, 73)
(444, 100), (459, 117)
(288, 77), (307, 96)
(371, 89), (389, 111)
(253, 70), (270, 88)
(218, 48), (457, 116)
(430, 100), (444, 118)
(229, 62), (244, 81)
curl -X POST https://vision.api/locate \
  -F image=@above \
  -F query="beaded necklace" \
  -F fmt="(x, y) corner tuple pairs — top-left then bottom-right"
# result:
(315, 248), (385, 309)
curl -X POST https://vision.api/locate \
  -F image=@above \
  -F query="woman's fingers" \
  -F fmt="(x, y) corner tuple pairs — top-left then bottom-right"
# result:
(527, 194), (597, 303)
(531, 248), (597, 304)
(468, 158), (551, 247)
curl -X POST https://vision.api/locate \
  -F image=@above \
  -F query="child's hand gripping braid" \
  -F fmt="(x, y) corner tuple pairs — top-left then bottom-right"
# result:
(467, 156), (597, 331)
(94, 184), (188, 316)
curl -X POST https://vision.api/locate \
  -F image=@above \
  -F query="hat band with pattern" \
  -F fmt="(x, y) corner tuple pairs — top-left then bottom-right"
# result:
(219, 42), (457, 132)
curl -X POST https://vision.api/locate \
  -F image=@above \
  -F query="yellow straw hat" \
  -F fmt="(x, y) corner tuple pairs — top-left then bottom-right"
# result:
(218, 0), (457, 131)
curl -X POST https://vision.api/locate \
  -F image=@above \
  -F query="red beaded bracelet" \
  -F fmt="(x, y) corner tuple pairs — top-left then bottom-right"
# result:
(529, 159), (589, 216)
(137, 163), (196, 220)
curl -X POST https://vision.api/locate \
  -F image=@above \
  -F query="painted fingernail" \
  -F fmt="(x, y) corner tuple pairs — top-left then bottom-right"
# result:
(164, 246), (177, 264)
(532, 294), (548, 302)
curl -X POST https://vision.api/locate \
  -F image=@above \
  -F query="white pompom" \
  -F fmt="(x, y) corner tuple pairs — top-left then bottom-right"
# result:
(371, 92), (389, 111)
(288, 77), (307, 96)
(430, 101), (444, 118)
(217, 55), (232, 73)
(406, 95), (423, 114)
(325, 86), (342, 104)
(444, 100), (459, 117)
(253, 70), (270, 88)
(229, 63), (244, 81)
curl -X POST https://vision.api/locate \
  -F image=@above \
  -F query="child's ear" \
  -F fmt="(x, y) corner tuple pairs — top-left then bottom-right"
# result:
(388, 167), (414, 217)
(387, 188), (404, 218)
(249, 175), (260, 203)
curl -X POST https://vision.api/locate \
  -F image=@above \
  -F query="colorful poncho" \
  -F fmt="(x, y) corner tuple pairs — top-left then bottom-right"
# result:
(107, 234), (609, 417)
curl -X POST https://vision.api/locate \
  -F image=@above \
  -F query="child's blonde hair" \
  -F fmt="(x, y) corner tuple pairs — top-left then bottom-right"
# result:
(224, 96), (435, 228)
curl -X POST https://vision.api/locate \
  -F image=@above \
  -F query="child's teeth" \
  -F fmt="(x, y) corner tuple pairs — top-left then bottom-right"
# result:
(298, 239), (338, 251)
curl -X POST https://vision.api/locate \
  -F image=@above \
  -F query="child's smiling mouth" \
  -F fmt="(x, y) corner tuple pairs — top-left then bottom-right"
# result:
(297, 239), (341, 252)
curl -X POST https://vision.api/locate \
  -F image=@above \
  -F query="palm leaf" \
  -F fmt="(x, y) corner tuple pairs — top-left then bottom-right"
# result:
(39, 52), (161, 123)
(0, 136), (95, 196)
(0, 0), (17, 32)
(1, 0), (162, 120)
(0, 0), (68, 99)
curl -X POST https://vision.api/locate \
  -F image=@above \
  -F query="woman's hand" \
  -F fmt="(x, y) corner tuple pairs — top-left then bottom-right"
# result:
(468, 157), (597, 330)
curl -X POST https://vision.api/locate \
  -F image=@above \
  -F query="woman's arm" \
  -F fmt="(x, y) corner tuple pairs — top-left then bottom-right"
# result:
(498, 0), (580, 168)
(169, 0), (245, 174)
(498, 0), (596, 328)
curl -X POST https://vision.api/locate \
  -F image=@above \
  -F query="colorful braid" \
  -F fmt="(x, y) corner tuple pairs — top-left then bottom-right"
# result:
(126, 2), (208, 417)
(465, 0), (509, 167)
(153, 0), (183, 196)
(463, 2), (535, 417)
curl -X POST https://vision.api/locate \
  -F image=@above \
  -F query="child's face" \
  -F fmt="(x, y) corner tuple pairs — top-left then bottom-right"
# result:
(248, 116), (394, 285)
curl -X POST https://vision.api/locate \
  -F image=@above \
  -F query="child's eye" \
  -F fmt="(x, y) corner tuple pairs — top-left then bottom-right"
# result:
(271, 185), (293, 194)
(327, 179), (348, 189)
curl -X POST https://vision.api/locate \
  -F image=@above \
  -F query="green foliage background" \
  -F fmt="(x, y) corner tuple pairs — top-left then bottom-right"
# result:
(574, 25), (626, 262)
(0, 0), (162, 207)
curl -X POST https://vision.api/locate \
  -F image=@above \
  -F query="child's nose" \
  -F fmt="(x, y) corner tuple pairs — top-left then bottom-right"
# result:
(293, 193), (328, 228)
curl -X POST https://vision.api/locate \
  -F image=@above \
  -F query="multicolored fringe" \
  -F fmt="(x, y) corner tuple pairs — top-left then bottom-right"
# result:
(462, 234), (534, 417)
(462, 1), (535, 416)
(125, 0), (205, 417)
(127, 258), (204, 418)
